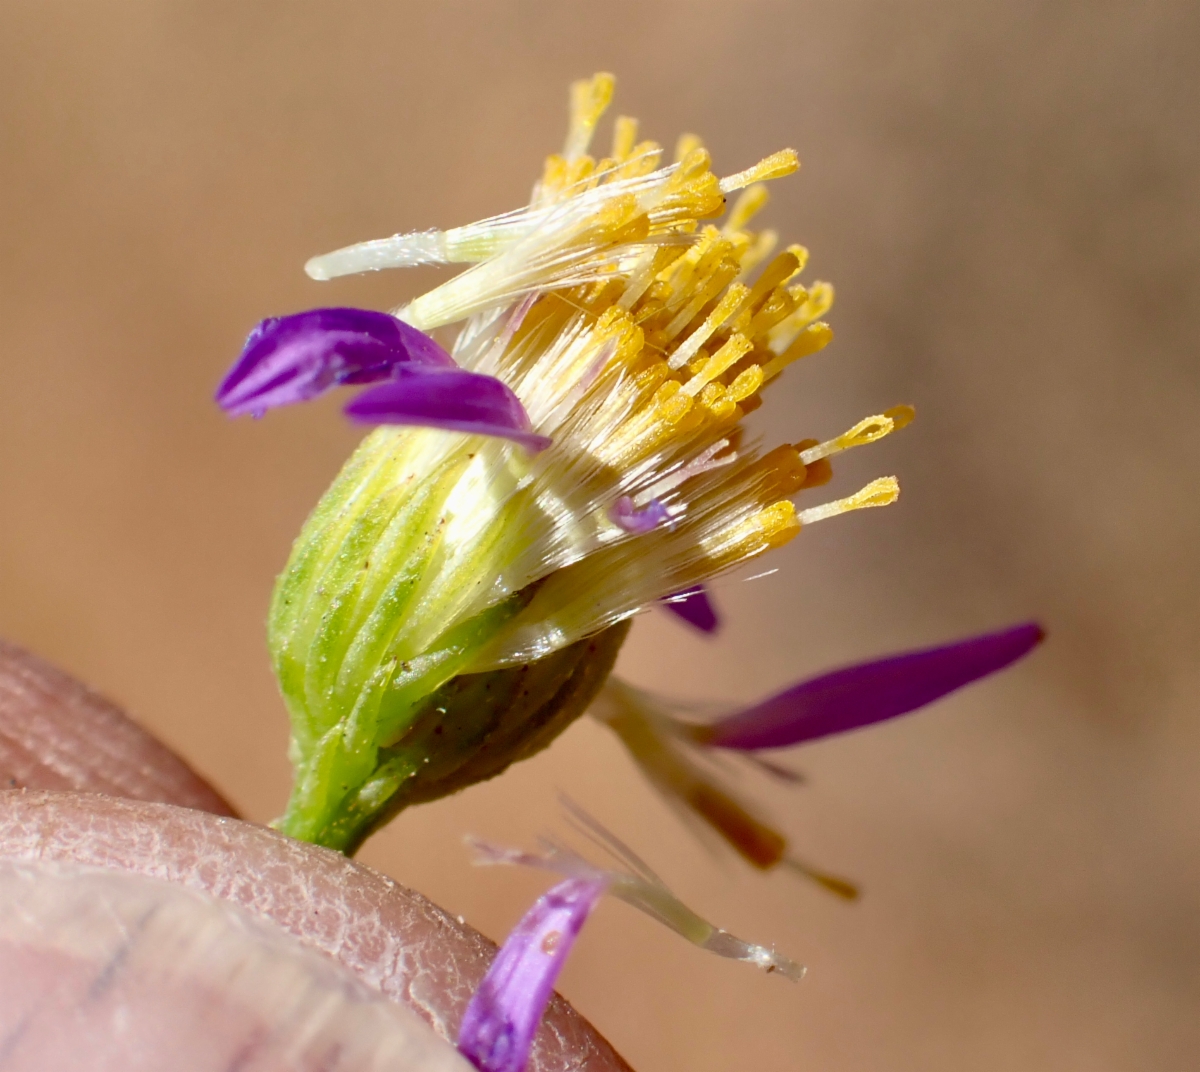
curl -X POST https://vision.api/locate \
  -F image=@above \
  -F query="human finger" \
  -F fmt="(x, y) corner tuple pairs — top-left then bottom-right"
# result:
(0, 855), (469, 1072)
(0, 790), (630, 1071)
(0, 638), (234, 814)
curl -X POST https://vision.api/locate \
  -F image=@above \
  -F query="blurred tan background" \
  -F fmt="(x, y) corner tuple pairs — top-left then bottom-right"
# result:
(2, 2), (1197, 1069)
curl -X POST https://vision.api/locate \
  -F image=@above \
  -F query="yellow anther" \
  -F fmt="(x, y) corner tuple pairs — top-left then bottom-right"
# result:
(799, 415), (893, 464)
(675, 145), (711, 180)
(839, 414), (894, 449)
(749, 444), (809, 496)
(576, 193), (650, 246)
(786, 243), (810, 274)
(565, 72), (615, 160)
(702, 498), (800, 566)
(683, 334), (753, 396)
(760, 322), (833, 381)
(632, 296), (667, 325)
(672, 407), (707, 436)
(653, 380), (693, 424)
(611, 115), (638, 161)
(700, 383), (737, 420)
(663, 259), (741, 341)
(737, 229), (778, 278)
(707, 396), (739, 422)
(666, 282), (750, 370)
(674, 133), (704, 163)
(767, 281), (835, 353)
(564, 154), (597, 189)
(615, 140), (662, 180)
(850, 476), (900, 509)
(617, 247), (668, 312)
(652, 171), (725, 224)
(797, 477), (900, 526)
(589, 158), (616, 189)
(803, 281), (834, 317)
(728, 364), (764, 402)
(719, 149), (800, 193)
(755, 500), (801, 548)
(656, 229), (710, 286)
(633, 359), (670, 393)
(798, 406), (915, 464)
(748, 288), (799, 338)
(744, 252), (801, 316)
(725, 184), (770, 234)
(540, 153), (568, 196)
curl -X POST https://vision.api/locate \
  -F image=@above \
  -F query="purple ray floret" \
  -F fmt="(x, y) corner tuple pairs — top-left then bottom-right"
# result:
(345, 369), (552, 452)
(215, 306), (454, 417)
(661, 584), (719, 633)
(457, 878), (607, 1072)
(704, 621), (1045, 751)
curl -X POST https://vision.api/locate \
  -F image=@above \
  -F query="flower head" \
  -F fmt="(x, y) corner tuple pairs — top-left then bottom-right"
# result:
(221, 73), (987, 855)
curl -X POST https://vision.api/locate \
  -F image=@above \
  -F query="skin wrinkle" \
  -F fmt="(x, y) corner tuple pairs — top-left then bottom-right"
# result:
(0, 791), (630, 1072)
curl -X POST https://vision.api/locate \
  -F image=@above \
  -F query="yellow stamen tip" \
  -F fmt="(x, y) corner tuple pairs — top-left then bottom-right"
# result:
(850, 475), (900, 509)
(760, 322), (833, 381)
(566, 72), (616, 160)
(756, 500), (801, 547)
(720, 149), (800, 193)
(674, 133), (704, 163)
(611, 115), (638, 161)
(797, 476), (900, 527)
(885, 403), (916, 430)
(728, 364), (764, 403)
(725, 184), (770, 234)
(786, 243), (810, 274)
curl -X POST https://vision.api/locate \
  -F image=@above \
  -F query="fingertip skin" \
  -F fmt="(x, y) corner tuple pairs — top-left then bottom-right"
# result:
(0, 639), (236, 815)
(0, 792), (631, 1072)
(0, 857), (472, 1072)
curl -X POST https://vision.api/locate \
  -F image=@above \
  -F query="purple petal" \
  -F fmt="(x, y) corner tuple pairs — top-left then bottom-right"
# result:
(610, 496), (671, 534)
(704, 622), (1045, 750)
(457, 878), (607, 1072)
(216, 307), (454, 417)
(661, 585), (720, 633)
(345, 368), (552, 452)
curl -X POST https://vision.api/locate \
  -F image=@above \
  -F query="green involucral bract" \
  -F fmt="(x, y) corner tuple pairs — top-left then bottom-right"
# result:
(270, 426), (631, 853)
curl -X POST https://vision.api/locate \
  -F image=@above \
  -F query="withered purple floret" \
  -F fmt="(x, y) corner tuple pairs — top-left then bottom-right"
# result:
(457, 878), (606, 1072)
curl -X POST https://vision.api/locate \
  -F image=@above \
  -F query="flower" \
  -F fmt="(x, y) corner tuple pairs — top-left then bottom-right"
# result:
(221, 72), (1035, 856)
(458, 804), (802, 1072)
